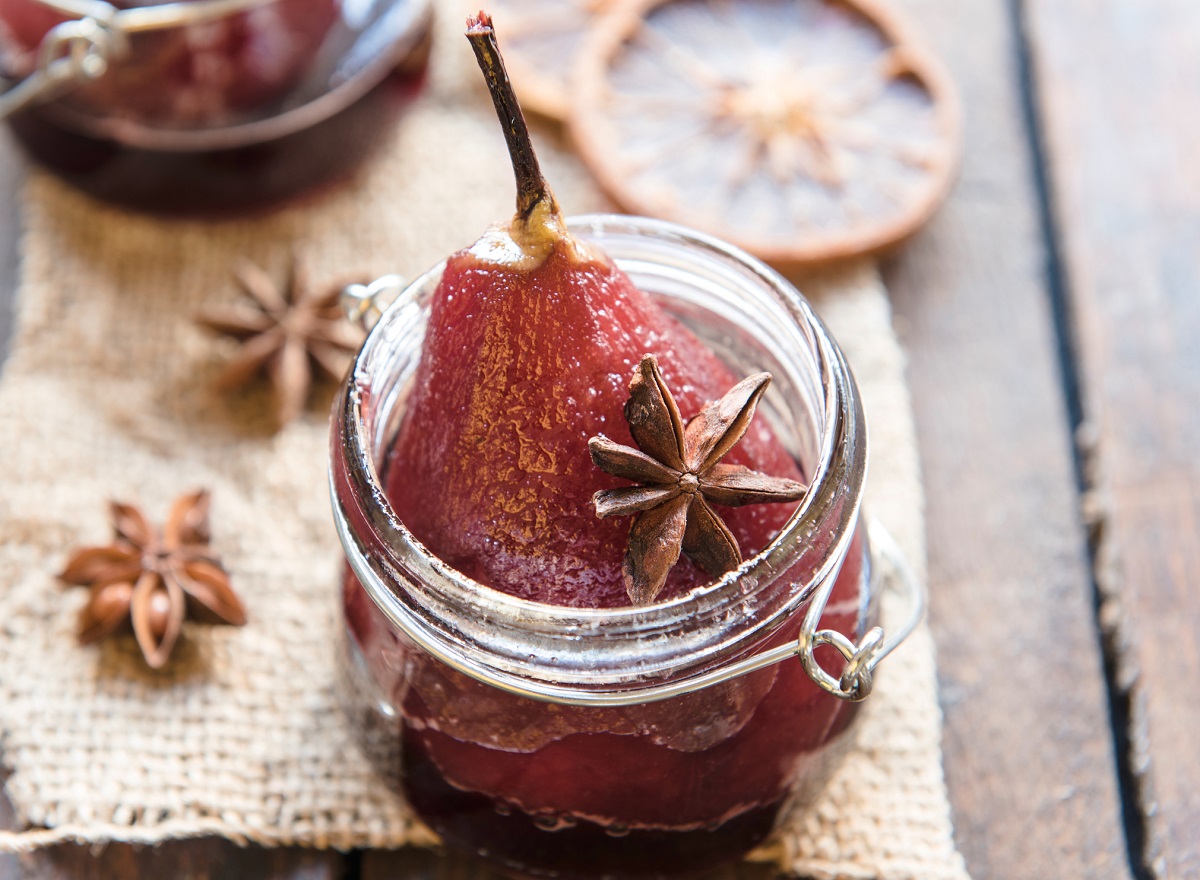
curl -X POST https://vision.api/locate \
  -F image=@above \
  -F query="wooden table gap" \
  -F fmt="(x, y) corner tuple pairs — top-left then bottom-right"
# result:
(1008, 0), (1157, 876)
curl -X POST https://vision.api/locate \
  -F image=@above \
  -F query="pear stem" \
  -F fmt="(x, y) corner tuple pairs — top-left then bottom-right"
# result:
(466, 12), (558, 221)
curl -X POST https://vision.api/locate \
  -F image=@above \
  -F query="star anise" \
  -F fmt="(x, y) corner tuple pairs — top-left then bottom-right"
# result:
(60, 490), (246, 669)
(196, 257), (363, 427)
(589, 355), (807, 605)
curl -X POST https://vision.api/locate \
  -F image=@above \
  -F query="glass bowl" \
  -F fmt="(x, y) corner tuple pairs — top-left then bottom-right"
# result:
(0, 0), (433, 214)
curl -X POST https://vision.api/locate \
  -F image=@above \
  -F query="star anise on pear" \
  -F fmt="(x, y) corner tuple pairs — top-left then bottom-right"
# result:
(196, 257), (363, 427)
(60, 490), (246, 669)
(589, 355), (807, 605)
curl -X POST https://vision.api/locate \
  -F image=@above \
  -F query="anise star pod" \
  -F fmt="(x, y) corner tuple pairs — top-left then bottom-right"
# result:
(570, 0), (961, 268)
(589, 355), (807, 605)
(60, 491), (246, 669)
(485, 0), (619, 119)
(197, 257), (363, 428)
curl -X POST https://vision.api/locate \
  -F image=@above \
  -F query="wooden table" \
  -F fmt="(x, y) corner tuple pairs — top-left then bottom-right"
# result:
(2, 0), (1196, 877)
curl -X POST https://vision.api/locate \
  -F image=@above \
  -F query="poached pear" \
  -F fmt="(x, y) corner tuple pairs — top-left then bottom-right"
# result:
(384, 13), (803, 608)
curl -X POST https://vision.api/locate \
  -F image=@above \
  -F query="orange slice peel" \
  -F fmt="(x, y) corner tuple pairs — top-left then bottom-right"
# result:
(570, 0), (962, 268)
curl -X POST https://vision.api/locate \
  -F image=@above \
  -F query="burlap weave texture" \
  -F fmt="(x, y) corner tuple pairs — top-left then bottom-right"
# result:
(0, 10), (968, 879)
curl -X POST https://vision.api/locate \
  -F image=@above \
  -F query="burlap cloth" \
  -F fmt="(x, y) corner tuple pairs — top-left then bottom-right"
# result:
(0, 10), (968, 879)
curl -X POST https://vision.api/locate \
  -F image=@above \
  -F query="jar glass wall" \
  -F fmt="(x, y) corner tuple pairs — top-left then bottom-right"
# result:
(330, 216), (875, 879)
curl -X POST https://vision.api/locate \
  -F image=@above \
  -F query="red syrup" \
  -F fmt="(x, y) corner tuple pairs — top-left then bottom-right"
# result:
(0, 0), (433, 215)
(343, 527), (869, 879)
(337, 242), (875, 878)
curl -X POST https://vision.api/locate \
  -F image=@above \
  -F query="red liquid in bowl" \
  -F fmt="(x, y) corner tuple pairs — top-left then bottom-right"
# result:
(0, 0), (432, 214)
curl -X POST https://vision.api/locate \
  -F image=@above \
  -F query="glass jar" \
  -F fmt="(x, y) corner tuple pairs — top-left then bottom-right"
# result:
(0, 0), (433, 214)
(330, 216), (889, 879)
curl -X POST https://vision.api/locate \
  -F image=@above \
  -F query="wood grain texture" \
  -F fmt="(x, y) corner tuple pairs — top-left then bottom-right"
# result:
(0, 130), (24, 880)
(0, 770), (18, 880)
(1024, 1), (1200, 876)
(362, 848), (781, 880)
(0, 839), (344, 880)
(882, 0), (1133, 877)
(0, 130), (22, 361)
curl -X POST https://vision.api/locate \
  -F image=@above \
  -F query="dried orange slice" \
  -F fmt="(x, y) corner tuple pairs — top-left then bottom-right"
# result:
(570, 0), (961, 268)
(487, 0), (620, 120)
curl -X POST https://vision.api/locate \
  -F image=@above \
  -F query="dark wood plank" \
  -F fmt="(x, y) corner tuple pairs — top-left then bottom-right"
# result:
(882, 0), (1133, 877)
(362, 847), (781, 880)
(0, 129), (22, 359)
(0, 769), (19, 880)
(1024, 0), (1200, 875)
(0, 795), (345, 880)
(0, 128), (26, 880)
(4, 839), (344, 880)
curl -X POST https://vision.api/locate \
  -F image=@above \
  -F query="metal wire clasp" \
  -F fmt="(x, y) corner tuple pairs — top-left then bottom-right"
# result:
(796, 521), (925, 701)
(0, 0), (274, 120)
(341, 274), (409, 332)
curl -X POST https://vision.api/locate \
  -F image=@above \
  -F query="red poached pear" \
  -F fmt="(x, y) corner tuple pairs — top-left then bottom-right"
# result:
(383, 13), (804, 608)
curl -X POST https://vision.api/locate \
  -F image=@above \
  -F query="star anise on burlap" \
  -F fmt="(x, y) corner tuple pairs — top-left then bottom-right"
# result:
(589, 355), (808, 605)
(60, 490), (246, 669)
(196, 257), (363, 427)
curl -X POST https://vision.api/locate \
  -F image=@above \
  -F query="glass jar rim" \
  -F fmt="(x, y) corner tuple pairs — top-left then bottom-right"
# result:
(329, 215), (868, 701)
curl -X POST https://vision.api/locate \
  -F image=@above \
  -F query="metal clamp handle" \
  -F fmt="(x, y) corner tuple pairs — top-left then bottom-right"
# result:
(798, 519), (926, 701)
(341, 274), (409, 332)
(0, 0), (273, 120)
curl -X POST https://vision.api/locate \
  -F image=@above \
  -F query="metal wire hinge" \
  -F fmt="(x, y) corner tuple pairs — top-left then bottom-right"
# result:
(341, 274), (408, 332)
(796, 519), (926, 701)
(0, 0), (273, 120)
